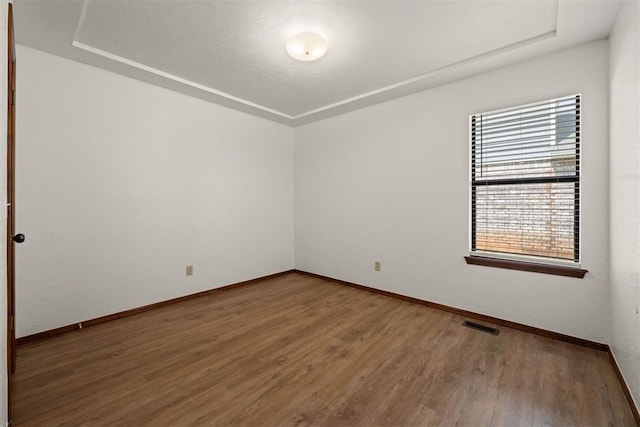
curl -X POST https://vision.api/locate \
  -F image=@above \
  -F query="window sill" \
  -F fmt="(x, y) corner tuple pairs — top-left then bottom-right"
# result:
(464, 256), (587, 278)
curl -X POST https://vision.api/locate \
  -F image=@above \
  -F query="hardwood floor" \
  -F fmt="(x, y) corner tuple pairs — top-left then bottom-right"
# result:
(12, 272), (636, 426)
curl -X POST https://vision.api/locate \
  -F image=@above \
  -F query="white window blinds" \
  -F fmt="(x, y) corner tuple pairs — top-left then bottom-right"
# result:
(471, 94), (580, 263)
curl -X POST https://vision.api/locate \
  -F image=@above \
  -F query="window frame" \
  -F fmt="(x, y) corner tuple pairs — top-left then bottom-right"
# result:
(467, 94), (587, 276)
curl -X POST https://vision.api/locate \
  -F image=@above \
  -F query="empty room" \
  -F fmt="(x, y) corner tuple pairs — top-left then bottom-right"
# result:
(1, 0), (639, 425)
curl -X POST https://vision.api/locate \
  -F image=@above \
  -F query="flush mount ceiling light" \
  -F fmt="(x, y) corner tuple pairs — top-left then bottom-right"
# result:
(286, 31), (328, 61)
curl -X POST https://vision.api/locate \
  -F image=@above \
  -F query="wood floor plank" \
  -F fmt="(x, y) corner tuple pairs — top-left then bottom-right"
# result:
(12, 272), (636, 426)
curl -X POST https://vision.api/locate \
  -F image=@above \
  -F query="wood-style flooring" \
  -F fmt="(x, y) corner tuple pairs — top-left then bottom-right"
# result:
(12, 272), (636, 426)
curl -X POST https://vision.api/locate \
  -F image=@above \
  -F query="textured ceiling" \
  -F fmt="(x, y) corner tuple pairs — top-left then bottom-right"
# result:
(15, 0), (621, 126)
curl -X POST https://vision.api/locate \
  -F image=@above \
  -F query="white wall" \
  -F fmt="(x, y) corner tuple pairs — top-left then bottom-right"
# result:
(15, 45), (295, 337)
(609, 0), (640, 409)
(295, 40), (610, 343)
(1, 2), (8, 425)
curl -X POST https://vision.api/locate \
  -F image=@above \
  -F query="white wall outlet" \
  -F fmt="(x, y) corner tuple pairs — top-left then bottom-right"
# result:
(375, 261), (381, 272)
(186, 265), (193, 276)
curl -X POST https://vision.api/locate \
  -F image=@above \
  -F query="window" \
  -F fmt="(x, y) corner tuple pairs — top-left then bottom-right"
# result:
(470, 94), (581, 266)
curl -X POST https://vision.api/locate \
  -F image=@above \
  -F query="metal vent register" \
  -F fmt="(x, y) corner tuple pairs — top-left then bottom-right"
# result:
(463, 320), (500, 336)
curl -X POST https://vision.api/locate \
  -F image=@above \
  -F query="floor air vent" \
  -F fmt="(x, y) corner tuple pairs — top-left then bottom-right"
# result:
(463, 320), (499, 336)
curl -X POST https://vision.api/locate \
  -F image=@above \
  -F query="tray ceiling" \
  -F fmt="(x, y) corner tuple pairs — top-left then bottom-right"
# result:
(15, 0), (620, 126)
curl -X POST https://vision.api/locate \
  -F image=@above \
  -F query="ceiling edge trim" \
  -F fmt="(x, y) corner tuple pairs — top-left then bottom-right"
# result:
(294, 30), (558, 120)
(71, 40), (295, 120)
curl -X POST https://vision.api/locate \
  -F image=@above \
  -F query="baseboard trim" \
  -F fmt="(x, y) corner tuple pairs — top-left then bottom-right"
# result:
(294, 270), (608, 352)
(608, 349), (640, 425)
(17, 269), (295, 346)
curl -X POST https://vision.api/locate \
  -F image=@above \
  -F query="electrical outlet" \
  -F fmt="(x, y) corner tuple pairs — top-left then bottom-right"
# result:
(375, 261), (381, 272)
(186, 265), (193, 276)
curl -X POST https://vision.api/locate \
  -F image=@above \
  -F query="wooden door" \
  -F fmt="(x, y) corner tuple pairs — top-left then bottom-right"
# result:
(6, 2), (16, 421)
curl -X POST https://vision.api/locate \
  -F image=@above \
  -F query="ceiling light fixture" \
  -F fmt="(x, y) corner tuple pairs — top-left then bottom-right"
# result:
(286, 31), (327, 62)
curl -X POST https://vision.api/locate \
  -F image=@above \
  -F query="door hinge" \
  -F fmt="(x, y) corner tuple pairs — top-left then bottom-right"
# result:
(11, 89), (15, 106)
